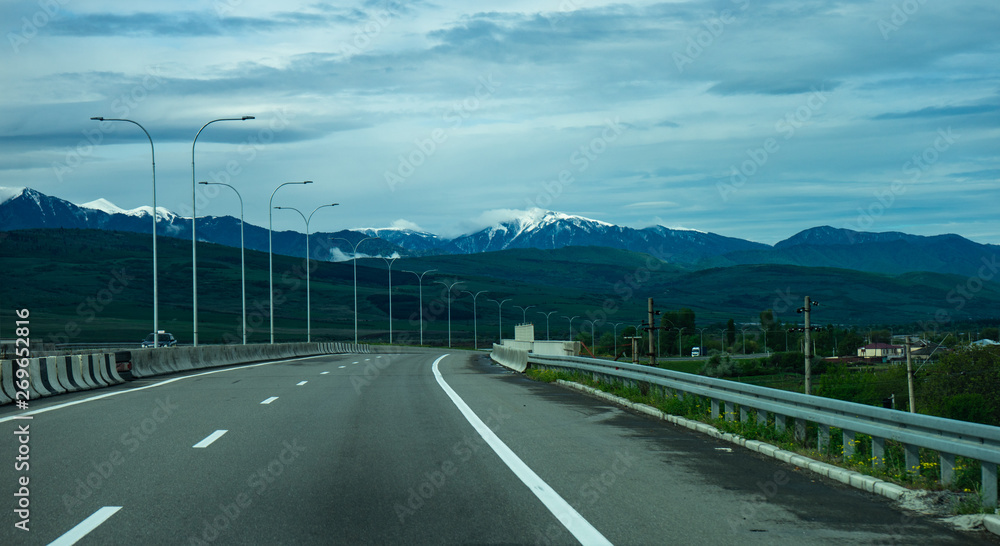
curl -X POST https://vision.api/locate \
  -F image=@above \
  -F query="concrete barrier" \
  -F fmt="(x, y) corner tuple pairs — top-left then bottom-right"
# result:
(130, 342), (336, 378)
(0, 360), (15, 405)
(66, 355), (97, 390)
(37, 357), (67, 395)
(57, 355), (85, 392)
(84, 354), (110, 388)
(94, 353), (115, 385)
(491, 344), (528, 373)
(104, 353), (126, 385)
(22, 358), (53, 399)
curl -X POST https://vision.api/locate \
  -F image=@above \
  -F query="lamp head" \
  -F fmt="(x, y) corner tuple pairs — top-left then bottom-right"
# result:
(303, 180), (313, 184)
(242, 116), (255, 120)
(198, 181), (208, 185)
(90, 117), (103, 121)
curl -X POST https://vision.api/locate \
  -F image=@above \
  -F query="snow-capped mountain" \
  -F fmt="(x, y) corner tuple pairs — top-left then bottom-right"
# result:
(450, 209), (625, 253)
(2, 187), (998, 277)
(0, 187), (407, 260)
(79, 198), (177, 222)
(448, 208), (768, 262)
(357, 226), (445, 253)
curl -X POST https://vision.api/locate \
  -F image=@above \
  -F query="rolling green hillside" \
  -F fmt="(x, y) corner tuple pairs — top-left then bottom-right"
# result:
(1, 229), (997, 347)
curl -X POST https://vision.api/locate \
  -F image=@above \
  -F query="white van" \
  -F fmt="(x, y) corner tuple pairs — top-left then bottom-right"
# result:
(691, 347), (701, 357)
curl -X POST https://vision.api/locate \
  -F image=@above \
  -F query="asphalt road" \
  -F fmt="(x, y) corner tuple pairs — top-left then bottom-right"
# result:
(0, 350), (992, 545)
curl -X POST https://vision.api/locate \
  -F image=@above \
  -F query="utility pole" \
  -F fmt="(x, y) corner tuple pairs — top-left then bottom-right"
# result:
(795, 296), (820, 395)
(905, 336), (916, 413)
(648, 298), (656, 368)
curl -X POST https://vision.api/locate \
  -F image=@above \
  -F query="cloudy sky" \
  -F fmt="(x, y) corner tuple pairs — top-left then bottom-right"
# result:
(1, 0), (997, 244)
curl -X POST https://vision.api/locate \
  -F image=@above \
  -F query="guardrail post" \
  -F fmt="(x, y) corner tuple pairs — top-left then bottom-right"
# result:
(983, 462), (997, 508)
(904, 443), (920, 474)
(939, 453), (956, 485)
(872, 437), (886, 468)
(842, 430), (856, 460)
(794, 418), (807, 443)
(724, 401), (735, 422)
(817, 424), (830, 452)
(756, 409), (768, 426)
(774, 414), (786, 434)
(711, 399), (720, 420)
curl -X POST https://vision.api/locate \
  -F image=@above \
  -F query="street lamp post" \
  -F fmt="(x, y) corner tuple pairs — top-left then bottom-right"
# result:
(561, 315), (579, 341)
(740, 328), (750, 354)
(435, 280), (464, 348)
(333, 237), (377, 344)
(513, 305), (535, 324)
(537, 311), (557, 341)
(198, 181), (246, 344)
(274, 203), (338, 342)
(382, 257), (398, 344)
(90, 117), (160, 348)
(463, 290), (488, 350)
(697, 327), (707, 354)
(488, 298), (512, 342)
(612, 322), (624, 358)
(191, 116), (254, 346)
(581, 320), (596, 352)
(403, 269), (437, 345)
(269, 181), (312, 344)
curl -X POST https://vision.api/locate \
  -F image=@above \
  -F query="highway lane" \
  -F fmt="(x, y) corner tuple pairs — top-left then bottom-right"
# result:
(0, 350), (992, 544)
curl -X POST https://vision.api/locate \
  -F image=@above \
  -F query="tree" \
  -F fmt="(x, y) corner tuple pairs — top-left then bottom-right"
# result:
(919, 345), (1000, 426)
(760, 309), (776, 332)
(726, 319), (736, 350)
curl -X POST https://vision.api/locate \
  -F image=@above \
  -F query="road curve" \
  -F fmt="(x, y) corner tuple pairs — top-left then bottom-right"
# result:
(0, 351), (990, 545)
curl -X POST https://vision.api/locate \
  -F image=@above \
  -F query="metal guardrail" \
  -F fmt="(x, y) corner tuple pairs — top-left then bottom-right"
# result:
(507, 351), (1000, 507)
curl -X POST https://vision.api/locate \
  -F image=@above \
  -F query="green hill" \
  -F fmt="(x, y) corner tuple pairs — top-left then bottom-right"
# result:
(1, 229), (997, 348)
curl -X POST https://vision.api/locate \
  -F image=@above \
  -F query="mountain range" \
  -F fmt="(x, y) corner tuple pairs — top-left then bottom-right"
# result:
(1, 186), (996, 278)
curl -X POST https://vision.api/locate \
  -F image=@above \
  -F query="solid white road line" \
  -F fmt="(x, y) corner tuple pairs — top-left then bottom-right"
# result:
(296, 380), (308, 386)
(261, 397), (279, 405)
(193, 430), (228, 448)
(48, 506), (122, 545)
(431, 355), (612, 546)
